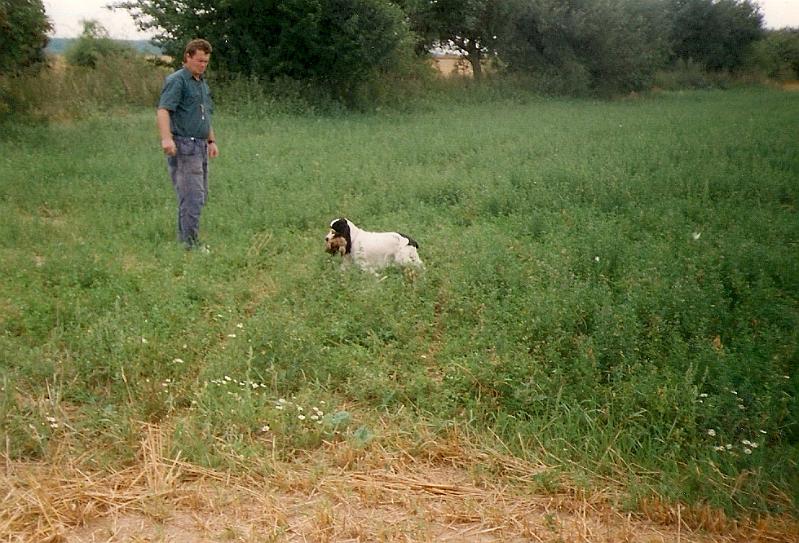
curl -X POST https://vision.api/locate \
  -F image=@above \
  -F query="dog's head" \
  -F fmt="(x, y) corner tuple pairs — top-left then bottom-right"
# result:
(325, 217), (352, 255)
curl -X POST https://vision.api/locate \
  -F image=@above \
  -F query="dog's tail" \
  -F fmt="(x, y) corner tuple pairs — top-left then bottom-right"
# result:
(397, 232), (419, 248)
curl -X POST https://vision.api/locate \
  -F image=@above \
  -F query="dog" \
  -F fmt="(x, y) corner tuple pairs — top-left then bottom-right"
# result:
(325, 218), (424, 273)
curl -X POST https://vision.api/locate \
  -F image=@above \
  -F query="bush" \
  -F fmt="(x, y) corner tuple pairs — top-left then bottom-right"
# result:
(1, 19), (167, 121)
(0, 53), (167, 121)
(745, 29), (799, 81)
(498, 0), (668, 95)
(654, 59), (715, 90)
(64, 20), (137, 68)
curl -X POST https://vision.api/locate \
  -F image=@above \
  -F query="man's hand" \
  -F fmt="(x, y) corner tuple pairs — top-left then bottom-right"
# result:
(161, 138), (177, 156)
(208, 141), (219, 158)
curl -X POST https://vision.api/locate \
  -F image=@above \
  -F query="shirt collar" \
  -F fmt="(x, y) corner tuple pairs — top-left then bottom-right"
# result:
(181, 66), (204, 81)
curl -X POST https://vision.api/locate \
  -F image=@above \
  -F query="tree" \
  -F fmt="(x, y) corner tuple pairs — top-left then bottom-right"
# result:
(667, 0), (764, 71)
(498, 0), (669, 94)
(400, 0), (510, 80)
(114, 0), (414, 99)
(0, 0), (52, 75)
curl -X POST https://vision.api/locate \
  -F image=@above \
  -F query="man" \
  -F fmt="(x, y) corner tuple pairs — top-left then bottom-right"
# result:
(157, 38), (219, 251)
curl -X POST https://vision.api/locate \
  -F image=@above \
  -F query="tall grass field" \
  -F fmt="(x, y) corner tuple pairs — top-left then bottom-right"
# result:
(1, 88), (797, 522)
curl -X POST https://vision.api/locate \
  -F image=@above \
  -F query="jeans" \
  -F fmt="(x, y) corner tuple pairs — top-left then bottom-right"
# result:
(167, 137), (208, 247)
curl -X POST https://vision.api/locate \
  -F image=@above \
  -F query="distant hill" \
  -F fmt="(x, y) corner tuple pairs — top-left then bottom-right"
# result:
(46, 38), (163, 56)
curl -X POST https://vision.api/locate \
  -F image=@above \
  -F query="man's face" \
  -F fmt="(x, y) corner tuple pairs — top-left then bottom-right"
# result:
(185, 50), (210, 78)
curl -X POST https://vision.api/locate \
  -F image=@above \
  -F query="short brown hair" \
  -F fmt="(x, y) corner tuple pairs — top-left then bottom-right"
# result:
(184, 39), (212, 58)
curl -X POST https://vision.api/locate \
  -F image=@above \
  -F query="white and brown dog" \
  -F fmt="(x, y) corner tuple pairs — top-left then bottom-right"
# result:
(325, 218), (424, 272)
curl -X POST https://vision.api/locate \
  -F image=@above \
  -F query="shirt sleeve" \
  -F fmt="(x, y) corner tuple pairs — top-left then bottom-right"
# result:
(158, 75), (182, 111)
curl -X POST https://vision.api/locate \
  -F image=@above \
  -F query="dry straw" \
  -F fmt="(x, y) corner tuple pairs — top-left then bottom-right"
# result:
(1, 423), (797, 542)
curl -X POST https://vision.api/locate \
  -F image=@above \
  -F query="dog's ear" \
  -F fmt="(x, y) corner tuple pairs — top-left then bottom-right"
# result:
(330, 218), (350, 235)
(397, 232), (419, 249)
(328, 218), (352, 254)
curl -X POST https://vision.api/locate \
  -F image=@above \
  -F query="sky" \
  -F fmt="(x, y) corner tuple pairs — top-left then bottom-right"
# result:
(44, 0), (799, 40)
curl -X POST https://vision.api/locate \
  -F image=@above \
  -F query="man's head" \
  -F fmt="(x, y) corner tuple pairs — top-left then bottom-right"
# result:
(183, 39), (212, 78)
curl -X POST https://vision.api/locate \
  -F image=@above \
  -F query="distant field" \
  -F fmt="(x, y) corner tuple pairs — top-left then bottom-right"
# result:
(0, 88), (797, 537)
(46, 37), (163, 56)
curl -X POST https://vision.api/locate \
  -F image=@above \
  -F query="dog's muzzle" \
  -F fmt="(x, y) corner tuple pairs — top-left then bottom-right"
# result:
(325, 234), (346, 255)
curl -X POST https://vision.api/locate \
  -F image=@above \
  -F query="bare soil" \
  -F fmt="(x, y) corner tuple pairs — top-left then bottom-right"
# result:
(2, 425), (796, 542)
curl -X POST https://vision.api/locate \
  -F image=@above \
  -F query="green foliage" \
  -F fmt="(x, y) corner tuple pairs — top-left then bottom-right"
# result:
(400, 0), (510, 80)
(667, 0), (764, 71)
(0, 0), (51, 115)
(498, 0), (669, 94)
(0, 52), (167, 121)
(106, 0), (782, 100)
(0, 0), (51, 75)
(746, 29), (799, 80)
(653, 58), (720, 89)
(0, 89), (797, 515)
(64, 20), (138, 68)
(114, 0), (415, 102)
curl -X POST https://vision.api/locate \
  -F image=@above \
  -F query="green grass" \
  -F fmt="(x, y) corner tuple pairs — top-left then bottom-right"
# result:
(1, 88), (797, 517)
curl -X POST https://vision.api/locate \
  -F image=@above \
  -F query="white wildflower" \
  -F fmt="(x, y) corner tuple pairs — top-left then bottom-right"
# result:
(692, 232), (701, 240)
(743, 448), (752, 455)
(173, 358), (184, 364)
(298, 415), (306, 421)
(261, 425), (270, 433)
(707, 429), (716, 437)
(227, 334), (236, 338)
(237, 323), (243, 328)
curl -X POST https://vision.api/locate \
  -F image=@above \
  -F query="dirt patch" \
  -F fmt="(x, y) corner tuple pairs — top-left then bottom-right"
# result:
(28, 465), (719, 543)
(781, 81), (799, 91)
(2, 425), (796, 542)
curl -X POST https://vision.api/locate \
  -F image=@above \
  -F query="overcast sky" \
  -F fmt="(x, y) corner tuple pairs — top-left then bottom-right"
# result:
(44, 0), (799, 40)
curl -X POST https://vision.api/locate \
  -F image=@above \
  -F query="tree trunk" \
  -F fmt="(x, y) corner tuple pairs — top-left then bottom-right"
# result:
(467, 45), (483, 81)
